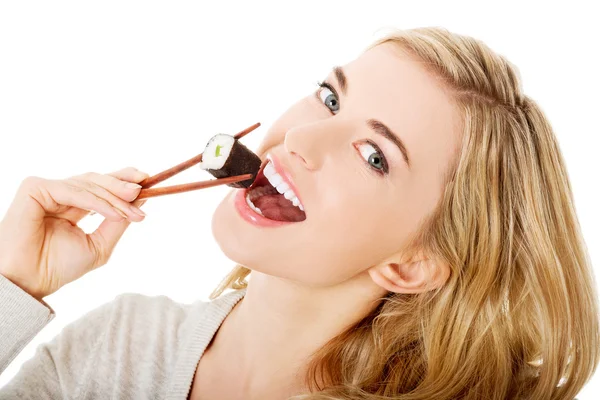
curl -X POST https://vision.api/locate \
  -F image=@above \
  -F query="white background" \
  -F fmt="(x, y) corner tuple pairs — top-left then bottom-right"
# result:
(1, 1), (598, 397)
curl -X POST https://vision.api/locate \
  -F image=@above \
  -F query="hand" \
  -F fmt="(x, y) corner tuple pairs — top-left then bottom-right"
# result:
(0, 167), (149, 300)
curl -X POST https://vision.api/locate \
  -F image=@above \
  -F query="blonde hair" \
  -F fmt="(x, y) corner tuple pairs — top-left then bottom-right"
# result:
(210, 27), (600, 399)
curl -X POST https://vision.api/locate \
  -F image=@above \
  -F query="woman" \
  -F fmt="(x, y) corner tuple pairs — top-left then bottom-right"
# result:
(0, 26), (598, 399)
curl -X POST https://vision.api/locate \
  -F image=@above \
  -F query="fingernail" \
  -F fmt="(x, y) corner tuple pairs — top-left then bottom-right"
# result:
(125, 182), (142, 189)
(130, 205), (146, 217)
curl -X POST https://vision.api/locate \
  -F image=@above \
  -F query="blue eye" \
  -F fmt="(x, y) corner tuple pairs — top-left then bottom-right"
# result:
(355, 141), (389, 175)
(316, 82), (340, 114)
(315, 80), (389, 177)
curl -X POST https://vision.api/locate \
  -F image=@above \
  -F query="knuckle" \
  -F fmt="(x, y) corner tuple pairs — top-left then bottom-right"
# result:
(18, 176), (48, 198)
(115, 167), (138, 176)
(81, 171), (98, 180)
(20, 176), (43, 189)
(70, 171), (97, 183)
(73, 178), (96, 192)
(126, 166), (149, 178)
(71, 171), (96, 182)
(64, 180), (86, 193)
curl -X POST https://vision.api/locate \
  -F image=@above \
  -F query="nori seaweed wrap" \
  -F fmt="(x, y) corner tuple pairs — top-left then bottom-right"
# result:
(198, 133), (261, 188)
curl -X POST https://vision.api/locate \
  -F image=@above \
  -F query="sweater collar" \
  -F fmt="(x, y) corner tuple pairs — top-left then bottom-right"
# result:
(166, 288), (247, 400)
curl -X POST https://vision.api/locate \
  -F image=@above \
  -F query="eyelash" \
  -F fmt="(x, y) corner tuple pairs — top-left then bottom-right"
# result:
(314, 81), (390, 176)
(316, 81), (338, 100)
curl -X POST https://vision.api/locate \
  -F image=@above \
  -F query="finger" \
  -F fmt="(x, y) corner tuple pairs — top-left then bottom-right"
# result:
(8, 177), (127, 224)
(71, 171), (143, 203)
(64, 168), (149, 222)
(107, 167), (150, 183)
(87, 216), (133, 269)
(86, 199), (147, 269)
(65, 177), (146, 222)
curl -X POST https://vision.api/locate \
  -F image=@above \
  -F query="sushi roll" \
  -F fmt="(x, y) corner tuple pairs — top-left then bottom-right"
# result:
(198, 133), (262, 188)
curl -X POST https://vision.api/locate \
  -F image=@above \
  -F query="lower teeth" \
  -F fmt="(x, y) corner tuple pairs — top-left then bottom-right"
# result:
(245, 193), (264, 216)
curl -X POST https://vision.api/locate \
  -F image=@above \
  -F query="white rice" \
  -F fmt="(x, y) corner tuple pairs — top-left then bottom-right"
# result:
(198, 134), (235, 170)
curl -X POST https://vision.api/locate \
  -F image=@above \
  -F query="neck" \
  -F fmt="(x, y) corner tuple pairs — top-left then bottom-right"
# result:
(206, 269), (387, 398)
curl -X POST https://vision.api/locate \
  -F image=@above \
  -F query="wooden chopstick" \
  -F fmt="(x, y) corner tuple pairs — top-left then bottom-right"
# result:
(136, 174), (253, 200)
(139, 122), (261, 189)
(233, 122), (261, 141)
(139, 153), (203, 189)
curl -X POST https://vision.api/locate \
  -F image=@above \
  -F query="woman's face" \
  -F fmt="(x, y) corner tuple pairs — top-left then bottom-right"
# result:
(212, 42), (461, 287)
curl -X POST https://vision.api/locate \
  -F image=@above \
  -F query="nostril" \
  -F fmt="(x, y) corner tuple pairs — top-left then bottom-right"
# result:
(290, 151), (309, 168)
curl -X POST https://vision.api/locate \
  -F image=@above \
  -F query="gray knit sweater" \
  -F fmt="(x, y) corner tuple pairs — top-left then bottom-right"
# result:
(0, 273), (246, 399)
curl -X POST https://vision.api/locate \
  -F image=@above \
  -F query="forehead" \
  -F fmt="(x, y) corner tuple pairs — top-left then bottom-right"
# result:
(339, 42), (461, 170)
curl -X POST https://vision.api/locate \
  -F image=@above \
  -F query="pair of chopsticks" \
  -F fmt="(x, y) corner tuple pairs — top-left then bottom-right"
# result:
(134, 122), (261, 200)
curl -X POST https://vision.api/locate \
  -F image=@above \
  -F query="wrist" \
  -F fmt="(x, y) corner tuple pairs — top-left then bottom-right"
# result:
(0, 268), (46, 301)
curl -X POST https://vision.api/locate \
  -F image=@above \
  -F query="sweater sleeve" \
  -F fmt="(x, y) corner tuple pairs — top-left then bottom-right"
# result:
(0, 273), (116, 399)
(0, 273), (55, 375)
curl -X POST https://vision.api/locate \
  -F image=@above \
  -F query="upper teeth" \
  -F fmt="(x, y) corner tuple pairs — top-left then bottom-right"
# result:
(264, 161), (304, 211)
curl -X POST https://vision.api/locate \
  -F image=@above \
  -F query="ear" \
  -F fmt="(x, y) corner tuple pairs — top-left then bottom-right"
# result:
(367, 253), (450, 294)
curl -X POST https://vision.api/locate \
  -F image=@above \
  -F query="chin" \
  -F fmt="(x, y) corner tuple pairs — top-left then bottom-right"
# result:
(210, 199), (287, 279)
(210, 190), (349, 286)
(210, 189), (272, 271)
(211, 190), (248, 264)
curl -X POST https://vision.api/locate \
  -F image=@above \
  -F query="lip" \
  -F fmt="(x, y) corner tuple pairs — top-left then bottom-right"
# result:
(234, 189), (296, 227)
(265, 153), (304, 207)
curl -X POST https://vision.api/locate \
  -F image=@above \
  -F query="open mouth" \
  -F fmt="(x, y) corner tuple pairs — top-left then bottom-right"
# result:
(244, 159), (307, 222)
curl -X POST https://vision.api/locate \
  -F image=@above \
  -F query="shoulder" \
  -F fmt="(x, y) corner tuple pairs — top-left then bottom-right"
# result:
(55, 289), (243, 367)
(108, 292), (197, 324)
(59, 293), (211, 393)
(48, 292), (204, 353)
(50, 292), (210, 364)
(97, 292), (209, 342)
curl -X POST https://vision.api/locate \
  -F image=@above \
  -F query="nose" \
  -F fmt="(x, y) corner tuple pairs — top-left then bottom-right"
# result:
(283, 119), (343, 171)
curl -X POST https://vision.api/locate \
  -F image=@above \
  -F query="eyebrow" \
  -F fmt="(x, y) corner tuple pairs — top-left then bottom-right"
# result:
(331, 66), (411, 169)
(367, 119), (411, 168)
(333, 66), (347, 95)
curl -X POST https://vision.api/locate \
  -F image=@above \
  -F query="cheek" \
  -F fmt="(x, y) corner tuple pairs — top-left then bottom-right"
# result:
(209, 184), (410, 288)
(326, 192), (398, 254)
(289, 188), (402, 283)
(209, 190), (366, 286)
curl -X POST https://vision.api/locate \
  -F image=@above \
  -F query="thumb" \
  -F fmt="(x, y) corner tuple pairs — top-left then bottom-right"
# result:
(87, 199), (146, 268)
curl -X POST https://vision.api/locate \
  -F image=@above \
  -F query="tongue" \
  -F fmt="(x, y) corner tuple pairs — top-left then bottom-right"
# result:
(253, 193), (306, 222)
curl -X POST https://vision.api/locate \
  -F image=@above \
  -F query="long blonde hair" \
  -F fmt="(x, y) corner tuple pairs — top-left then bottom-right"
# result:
(210, 27), (600, 399)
